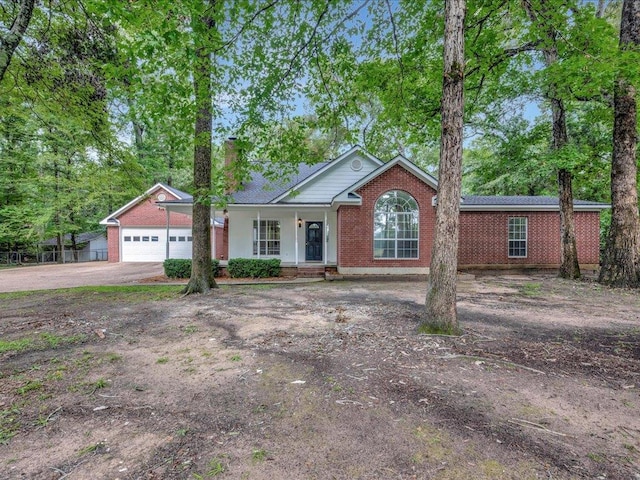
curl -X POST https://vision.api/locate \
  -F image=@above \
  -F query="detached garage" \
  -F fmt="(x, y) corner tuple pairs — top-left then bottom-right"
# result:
(101, 183), (215, 263)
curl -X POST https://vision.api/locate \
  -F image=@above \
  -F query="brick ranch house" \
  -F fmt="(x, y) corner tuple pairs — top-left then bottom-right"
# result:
(101, 146), (608, 274)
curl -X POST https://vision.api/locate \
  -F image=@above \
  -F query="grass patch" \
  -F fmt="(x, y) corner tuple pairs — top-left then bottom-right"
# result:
(40, 332), (86, 348)
(106, 353), (123, 363)
(17, 380), (43, 395)
(0, 407), (20, 445)
(157, 357), (169, 364)
(92, 378), (108, 390)
(77, 442), (105, 456)
(587, 452), (605, 463)
(251, 448), (268, 463)
(519, 282), (542, 297)
(0, 285), (179, 303)
(193, 456), (228, 478)
(418, 322), (462, 336)
(0, 339), (33, 354)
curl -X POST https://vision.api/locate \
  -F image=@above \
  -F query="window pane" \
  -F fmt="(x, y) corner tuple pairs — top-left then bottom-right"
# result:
(508, 217), (527, 257)
(374, 191), (419, 259)
(253, 220), (280, 256)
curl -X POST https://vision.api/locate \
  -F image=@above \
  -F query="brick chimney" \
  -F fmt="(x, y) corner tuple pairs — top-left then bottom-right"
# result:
(224, 137), (238, 194)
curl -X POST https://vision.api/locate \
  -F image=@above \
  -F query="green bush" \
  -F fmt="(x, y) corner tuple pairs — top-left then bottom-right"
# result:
(227, 258), (280, 278)
(164, 259), (220, 278)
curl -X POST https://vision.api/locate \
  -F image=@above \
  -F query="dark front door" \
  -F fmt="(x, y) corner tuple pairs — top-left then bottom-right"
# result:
(305, 222), (323, 261)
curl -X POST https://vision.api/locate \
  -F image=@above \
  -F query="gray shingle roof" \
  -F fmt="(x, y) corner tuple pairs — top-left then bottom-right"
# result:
(40, 231), (105, 246)
(159, 183), (192, 200)
(230, 162), (329, 204)
(461, 195), (607, 207)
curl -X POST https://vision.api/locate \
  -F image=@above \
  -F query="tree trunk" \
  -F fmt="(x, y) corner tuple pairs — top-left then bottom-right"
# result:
(423, 0), (465, 335)
(524, 1), (580, 279)
(56, 233), (63, 264)
(71, 232), (78, 262)
(0, 0), (36, 85)
(599, 0), (640, 287)
(183, 1), (217, 295)
(550, 95), (580, 279)
(558, 168), (580, 278)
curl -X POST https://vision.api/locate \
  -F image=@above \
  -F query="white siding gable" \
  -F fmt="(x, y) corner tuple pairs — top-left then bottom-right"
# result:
(279, 152), (379, 203)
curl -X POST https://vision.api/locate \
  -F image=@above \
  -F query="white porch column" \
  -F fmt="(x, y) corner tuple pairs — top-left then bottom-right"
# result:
(211, 215), (216, 259)
(294, 210), (299, 265)
(165, 208), (170, 259)
(324, 210), (328, 265)
(256, 210), (261, 259)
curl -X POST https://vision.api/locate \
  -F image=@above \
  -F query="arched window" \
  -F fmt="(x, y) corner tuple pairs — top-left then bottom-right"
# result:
(374, 191), (419, 259)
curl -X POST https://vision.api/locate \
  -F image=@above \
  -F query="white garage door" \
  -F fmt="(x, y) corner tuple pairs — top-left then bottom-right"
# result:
(121, 228), (193, 262)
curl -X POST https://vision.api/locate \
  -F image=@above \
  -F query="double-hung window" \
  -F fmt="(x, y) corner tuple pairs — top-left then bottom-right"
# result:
(374, 190), (419, 259)
(508, 217), (527, 258)
(253, 220), (280, 256)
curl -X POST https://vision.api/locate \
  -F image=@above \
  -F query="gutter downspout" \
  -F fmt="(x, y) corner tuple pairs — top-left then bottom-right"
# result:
(294, 211), (298, 265)
(324, 210), (328, 265)
(256, 210), (261, 259)
(115, 218), (122, 262)
(165, 208), (170, 260)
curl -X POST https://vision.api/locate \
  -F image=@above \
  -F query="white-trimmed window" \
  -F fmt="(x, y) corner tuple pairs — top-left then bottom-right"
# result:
(508, 217), (527, 258)
(374, 190), (419, 259)
(253, 220), (280, 256)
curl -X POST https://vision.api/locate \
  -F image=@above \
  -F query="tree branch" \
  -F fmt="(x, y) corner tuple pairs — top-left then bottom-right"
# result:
(0, 0), (36, 84)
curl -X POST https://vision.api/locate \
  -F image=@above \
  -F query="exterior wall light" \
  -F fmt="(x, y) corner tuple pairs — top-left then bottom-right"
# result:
(298, 218), (302, 228)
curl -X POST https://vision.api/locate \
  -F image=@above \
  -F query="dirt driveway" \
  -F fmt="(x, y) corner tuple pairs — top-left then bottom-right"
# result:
(0, 262), (165, 292)
(1, 275), (639, 479)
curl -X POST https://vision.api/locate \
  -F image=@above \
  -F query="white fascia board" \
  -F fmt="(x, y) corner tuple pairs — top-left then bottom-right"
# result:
(389, 155), (439, 188)
(98, 183), (182, 225)
(227, 203), (332, 209)
(270, 146), (384, 203)
(332, 155), (438, 205)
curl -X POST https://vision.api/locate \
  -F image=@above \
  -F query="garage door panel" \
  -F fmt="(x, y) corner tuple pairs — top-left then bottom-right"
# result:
(122, 228), (192, 262)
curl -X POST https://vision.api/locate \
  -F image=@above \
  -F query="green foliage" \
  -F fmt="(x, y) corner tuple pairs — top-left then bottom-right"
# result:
(164, 258), (220, 278)
(599, 208), (612, 254)
(227, 258), (280, 278)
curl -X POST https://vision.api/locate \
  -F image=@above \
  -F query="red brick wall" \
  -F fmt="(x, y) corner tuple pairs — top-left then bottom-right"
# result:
(336, 164), (601, 269)
(458, 210), (601, 267)
(107, 225), (120, 263)
(338, 165), (437, 268)
(117, 187), (192, 227)
(574, 211), (601, 265)
(106, 186), (193, 262)
(215, 223), (228, 259)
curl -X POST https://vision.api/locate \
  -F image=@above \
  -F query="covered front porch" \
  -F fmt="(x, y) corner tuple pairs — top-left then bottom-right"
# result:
(226, 205), (338, 266)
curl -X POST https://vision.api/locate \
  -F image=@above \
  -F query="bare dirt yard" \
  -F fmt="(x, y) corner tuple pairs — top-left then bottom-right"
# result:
(1, 274), (639, 480)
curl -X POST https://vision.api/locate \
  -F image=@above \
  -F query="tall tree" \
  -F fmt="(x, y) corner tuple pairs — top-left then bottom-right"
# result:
(423, 0), (466, 334)
(599, 0), (640, 287)
(523, 0), (581, 279)
(183, 0), (218, 294)
(0, 0), (35, 84)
